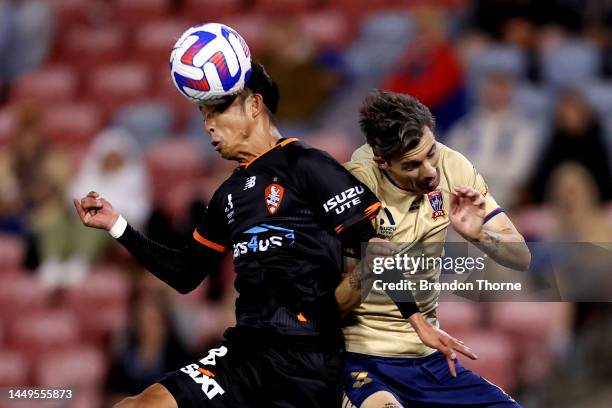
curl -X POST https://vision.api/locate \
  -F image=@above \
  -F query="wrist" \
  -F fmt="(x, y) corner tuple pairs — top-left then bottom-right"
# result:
(108, 214), (127, 238)
(408, 312), (428, 332)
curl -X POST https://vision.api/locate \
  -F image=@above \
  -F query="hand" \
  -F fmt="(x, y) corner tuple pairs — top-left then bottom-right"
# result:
(409, 312), (477, 377)
(73, 191), (119, 231)
(450, 186), (485, 241)
(361, 237), (401, 292)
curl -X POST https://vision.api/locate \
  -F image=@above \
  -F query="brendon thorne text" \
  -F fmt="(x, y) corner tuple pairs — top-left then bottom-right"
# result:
(373, 279), (522, 292)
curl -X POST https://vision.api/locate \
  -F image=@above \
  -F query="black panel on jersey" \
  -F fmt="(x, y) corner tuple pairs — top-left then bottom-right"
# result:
(194, 138), (381, 342)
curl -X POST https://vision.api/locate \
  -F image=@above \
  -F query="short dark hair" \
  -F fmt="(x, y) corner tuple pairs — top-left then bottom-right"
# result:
(359, 89), (435, 160)
(244, 62), (280, 115)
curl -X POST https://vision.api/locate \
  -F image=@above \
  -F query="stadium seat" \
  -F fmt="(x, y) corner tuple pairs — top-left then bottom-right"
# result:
(42, 103), (102, 147)
(35, 346), (107, 388)
(113, 0), (172, 25)
(9, 310), (81, 352)
(0, 275), (46, 320)
(87, 63), (153, 117)
(490, 302), (571, 383)
(0, 350), (29, 386)
(51, 0), (90, 29)
(540, 40), (601, 88)
(467, 45), (526, 89)
(458, 330), (518, 392)
(11, 65), (78, 104)
(64, 267), (130, 308)
(299, 10), (351, 50)
(437, 301), (481, 337)
(59, 26), (125, 71)
(0, 234), (26, 270)
(221, 15), (267, 55)
(303, 130), (355, 163)
(146, 138), (205, 201)
(254, 0), (315, 15)
(0, 107), (17, 147)
(112, 102), (175, 149)
(181, 0), (242, 21)
(514, 84), (553, 122)
(135, 19), (193, 67)
(581, 79), (612, 119)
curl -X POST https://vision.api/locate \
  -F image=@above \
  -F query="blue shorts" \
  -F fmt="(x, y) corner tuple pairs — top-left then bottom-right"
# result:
(343, 351), (520, 408)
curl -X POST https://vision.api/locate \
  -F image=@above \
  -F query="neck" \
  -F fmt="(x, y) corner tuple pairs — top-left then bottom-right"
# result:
(235, 122), (281, 164)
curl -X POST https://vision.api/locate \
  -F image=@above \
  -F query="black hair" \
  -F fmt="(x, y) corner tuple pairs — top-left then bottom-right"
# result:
(359, 89), (435, 160)
(244, 62), (280, 115)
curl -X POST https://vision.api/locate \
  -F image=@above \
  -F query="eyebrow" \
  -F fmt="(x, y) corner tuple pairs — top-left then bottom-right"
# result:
(401, 144), (436, 167)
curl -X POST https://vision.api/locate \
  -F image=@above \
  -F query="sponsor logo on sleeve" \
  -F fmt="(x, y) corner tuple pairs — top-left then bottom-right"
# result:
(323, 186), (364, 214)
(180, 346), (228, 399)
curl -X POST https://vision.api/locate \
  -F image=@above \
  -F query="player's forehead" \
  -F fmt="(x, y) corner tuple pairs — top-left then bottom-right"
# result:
(198, 96), (241, 116)
(395, 127), (436, 162)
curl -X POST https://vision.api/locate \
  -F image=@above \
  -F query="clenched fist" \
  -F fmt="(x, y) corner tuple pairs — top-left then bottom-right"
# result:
(73, 191), (119, 231)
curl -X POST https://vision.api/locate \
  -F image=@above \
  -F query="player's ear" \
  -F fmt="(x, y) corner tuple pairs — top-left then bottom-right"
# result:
(373, 155), (387, 170)
(250, 93), (265, 118)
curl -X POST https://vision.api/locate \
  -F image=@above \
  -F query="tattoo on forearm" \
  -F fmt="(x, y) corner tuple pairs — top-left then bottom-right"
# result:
(348, 262), (361, 290)
(383, 403), (402, 408)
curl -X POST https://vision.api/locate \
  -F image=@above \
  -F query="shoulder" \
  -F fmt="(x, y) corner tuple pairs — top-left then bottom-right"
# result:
(438, 142), (475, 173)
(343, 144), (379, 192)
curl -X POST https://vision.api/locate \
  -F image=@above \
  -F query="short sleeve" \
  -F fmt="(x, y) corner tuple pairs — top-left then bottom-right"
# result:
(296, 147), (381, 234)
(443, 145), (502, 224)
(193, 189), (230, 253)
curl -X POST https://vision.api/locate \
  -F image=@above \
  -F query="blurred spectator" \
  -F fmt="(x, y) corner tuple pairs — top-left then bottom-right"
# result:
(258, 18), (338, 127)
(381, 7), (467, 133)
(527, 89), (612, 203)
(0, 0), (54, 103)
(106, 285), (192, 403)
(447, 71), (539, 208)
(39, 129), (151, 288)
(544, 162), (612, 241)
(0, 105), (70, 267)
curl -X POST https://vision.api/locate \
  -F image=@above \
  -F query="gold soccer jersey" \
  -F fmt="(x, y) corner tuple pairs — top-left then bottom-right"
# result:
(342, 143), (501, 358)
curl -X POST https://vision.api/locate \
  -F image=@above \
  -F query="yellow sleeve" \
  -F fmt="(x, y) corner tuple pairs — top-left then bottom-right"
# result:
(440, 144), (502, 221)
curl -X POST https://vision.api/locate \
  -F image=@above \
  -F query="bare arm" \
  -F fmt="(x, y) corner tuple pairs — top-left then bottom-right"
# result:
(450, 186), (531, 271)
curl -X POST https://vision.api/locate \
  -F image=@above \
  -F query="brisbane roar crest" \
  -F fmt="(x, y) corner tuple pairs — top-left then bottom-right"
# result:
(427, 190), (446, 220)
(265, 183), (284, 214)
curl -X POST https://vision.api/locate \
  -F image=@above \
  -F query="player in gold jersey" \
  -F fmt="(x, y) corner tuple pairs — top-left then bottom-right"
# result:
(338, 90), (531, 408)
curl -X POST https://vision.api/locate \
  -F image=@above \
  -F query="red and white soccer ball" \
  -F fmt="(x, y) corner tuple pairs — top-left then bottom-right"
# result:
(170, 22), (252, 104)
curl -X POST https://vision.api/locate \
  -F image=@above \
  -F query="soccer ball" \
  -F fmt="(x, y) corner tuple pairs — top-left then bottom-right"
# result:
(170, 22), (251, 104)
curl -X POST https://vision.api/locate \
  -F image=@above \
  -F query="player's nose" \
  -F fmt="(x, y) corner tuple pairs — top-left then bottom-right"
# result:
(422, 162), (437, 178)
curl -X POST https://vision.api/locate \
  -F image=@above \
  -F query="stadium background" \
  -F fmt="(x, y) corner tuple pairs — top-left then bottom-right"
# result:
(0, 0), (611, 407)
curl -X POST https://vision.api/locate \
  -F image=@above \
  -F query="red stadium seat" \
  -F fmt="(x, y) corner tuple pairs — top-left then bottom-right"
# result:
(63, 268), (130, 340)
(114, 0), (172, 25)
(0, 107), (17, 147)
(11, 66), (78, 104)
(181, 0), (242, 21)
(254, 0), (315, 15)
(9, 310), (81, 353)
(0, 350), (29, 386)
(0, 234), (26, 270)
(490, 302), (570, 383)
(437, 301), (481, 337)
(221, 15), (267, 55)
(0, 275), (46, 319)
(35, 346), (107, 388)
(458, 330), (518, 392)
(299, 10), (351, 49)
(51, 0), (90, 28)
(302, 130), (355, 163)
(87, 63), (153, 117)
(59, 26), (125, 70)
(135, 19), (193, 67)
(42, 103), (102, 147)
(146, 138), (205, 202)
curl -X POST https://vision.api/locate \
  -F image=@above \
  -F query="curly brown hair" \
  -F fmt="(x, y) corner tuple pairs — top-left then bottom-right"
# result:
(359, 89), (435, 160)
